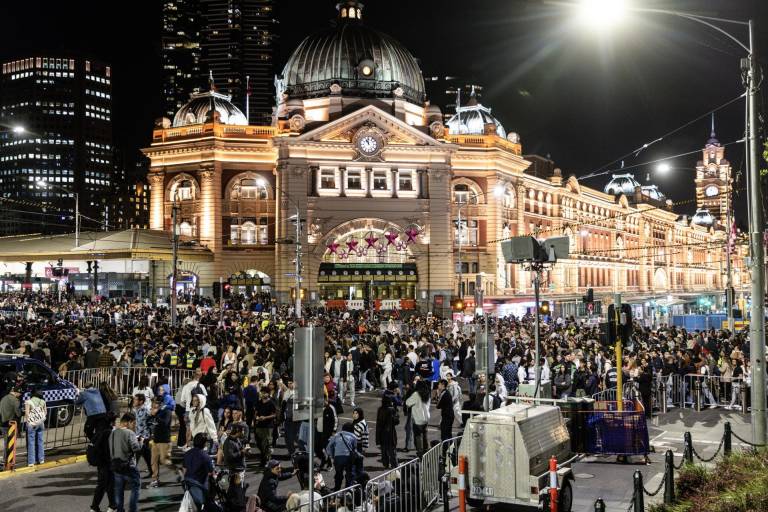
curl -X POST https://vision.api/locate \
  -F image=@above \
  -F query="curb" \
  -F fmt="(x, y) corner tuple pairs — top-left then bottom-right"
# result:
(0, 454), (88, 480)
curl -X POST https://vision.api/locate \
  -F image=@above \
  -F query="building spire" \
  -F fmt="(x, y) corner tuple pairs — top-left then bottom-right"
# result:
(710, 112), (715, 139)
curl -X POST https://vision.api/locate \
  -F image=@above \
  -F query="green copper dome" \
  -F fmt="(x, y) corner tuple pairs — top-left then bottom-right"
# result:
(277, 3), (425, 105)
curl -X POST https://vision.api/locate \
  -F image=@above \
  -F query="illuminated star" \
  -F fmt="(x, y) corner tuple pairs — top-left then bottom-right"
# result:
(405, 227), (419, 243)
(326, 241), (340, 254)
(346, 239), (359, 252)
(364, 234), (378, 248)
(384, 231), (398, 245)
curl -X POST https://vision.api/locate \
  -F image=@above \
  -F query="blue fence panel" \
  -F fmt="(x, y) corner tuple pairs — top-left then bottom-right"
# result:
(671, 314), (726, 331)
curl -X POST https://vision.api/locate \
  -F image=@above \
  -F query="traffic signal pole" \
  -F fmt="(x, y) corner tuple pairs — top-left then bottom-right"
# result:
(534, 268), (542, 398)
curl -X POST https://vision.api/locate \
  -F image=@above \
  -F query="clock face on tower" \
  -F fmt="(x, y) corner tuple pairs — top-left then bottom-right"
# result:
(704, 185), (719, 197)
(358, 136), (379, 155)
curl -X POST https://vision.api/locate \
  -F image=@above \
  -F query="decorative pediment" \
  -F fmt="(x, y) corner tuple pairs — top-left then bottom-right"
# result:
(296, 104), (446, 149)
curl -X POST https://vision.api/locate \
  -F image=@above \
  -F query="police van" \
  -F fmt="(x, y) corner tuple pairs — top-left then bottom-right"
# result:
(0, 354), (79, 426)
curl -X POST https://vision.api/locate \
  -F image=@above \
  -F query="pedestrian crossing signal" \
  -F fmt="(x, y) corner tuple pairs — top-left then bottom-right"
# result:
(451, 298), (465, 311)
(539, 301), (550, 316)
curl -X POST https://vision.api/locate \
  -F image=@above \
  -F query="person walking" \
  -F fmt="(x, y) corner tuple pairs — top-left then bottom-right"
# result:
(177, 369), (206, 448)
(326, 423), (358, 491)
(0, 386), (21, 469)
(89, 413), (117, 512)
(109, 412), (142, 512)
(253, 390), (278, 466)
(436, 379), (454, 447)
(341, 352), (356, 407)
(147, 397), (172, 487)
(186, 394), (217, 453)
(375, 395), (399, 469)
(405, 380), (430, 458)
(181, 433), (214, 511)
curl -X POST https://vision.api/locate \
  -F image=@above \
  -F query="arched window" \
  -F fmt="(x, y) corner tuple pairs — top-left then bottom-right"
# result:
(348, 7), (356, 18)
(176, 180), (194, 201)
(502, 187), (516, 209)
(237, 178), (267, 200)
(341, 7), (347, 17)
(453, 183), (477, 204)
(178, 221), (193, 237)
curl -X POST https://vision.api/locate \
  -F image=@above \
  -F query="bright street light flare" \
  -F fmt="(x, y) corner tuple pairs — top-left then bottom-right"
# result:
(575, 0), (628, 28)
(656, 162), (671, 173)
(12, 125), (25, 134)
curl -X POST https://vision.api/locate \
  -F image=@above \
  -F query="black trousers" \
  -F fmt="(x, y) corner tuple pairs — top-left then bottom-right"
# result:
(91, 465), (116, 510)
(175, 405), (187, 446)
(84, 414), (108, 442)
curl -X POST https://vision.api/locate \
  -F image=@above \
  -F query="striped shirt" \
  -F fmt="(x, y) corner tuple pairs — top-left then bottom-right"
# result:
(353, 419), (369, 450)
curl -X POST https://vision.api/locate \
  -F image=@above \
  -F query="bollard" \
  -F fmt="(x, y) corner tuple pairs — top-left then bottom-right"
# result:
(549, 456), (558, 512)
(664, 450), (675, 504)
(4, 420), (16, 471)
(724, 422), (732, 457)
(594, 497), (606, 512)
(683, 431), (693, 465)
(633, 470), (645, 512)
(442, 473), (450, 512)
(458, 455), (467, 512)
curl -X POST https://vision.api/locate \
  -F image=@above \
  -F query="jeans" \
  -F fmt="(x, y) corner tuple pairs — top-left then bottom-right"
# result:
(340, 377), (356, 404)
(114, 466), (141, 512)
(361, 370), (374, 391)
(185, 478), (207, 509)
(92, 465), (116, 511)
(26, 424), (44, 464)
(333, 454), (354, 491)
(468, 377), (478, 395)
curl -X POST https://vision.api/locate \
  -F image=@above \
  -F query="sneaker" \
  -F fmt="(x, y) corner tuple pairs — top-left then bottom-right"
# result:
(350, 403), (356, 408)
(89, 508), (100, 512)
(27, 463), (35, 467)
(149, 480), (160, 488)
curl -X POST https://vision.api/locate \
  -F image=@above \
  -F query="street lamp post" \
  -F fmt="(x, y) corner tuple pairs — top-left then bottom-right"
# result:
(570, 0), (765, 444)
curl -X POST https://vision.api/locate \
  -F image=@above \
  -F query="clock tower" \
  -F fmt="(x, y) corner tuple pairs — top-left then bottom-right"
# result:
(694, 115), (731, 227)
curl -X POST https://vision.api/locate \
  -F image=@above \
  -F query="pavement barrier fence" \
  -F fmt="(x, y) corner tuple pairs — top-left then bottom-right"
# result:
(287, 483), (363, 512)
(421, 436), (461, 510)
(366, 457), (423, 512)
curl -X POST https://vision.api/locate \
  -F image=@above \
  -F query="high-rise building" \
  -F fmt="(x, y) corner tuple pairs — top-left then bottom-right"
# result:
(161, 0), (277, 126)
(162, 0), (203, 120)
(0, 56), (114, 235)
(200, 0), (276, 125)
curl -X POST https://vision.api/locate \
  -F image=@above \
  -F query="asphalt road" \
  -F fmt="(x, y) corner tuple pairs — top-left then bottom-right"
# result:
(0, 393), (756, 512)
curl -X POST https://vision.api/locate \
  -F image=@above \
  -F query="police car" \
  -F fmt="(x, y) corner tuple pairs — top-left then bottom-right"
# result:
(0, 354), (79, 426)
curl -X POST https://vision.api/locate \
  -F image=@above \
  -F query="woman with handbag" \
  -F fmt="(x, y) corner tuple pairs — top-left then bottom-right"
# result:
(24, 389), (46, 466)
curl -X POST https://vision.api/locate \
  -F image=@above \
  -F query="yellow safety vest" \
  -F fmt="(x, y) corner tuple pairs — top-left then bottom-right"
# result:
(170, 353), (178, 366)
(186, 354), (196, 369)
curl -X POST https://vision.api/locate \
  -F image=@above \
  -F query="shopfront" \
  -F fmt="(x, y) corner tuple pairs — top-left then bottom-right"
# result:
(317, 263), (417, 301)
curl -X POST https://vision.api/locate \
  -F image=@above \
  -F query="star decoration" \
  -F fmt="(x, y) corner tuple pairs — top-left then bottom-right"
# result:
(346, 239), (359, 252)
(404, 226), (420, 243)
(364, 234), (379, 248)
(384, 231), (399, 245)
(326, 241), (340, 254)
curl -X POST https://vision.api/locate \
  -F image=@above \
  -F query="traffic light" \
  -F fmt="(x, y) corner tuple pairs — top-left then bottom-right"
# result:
(538, 300), (551, 316)
(607, 303), (632, 345)
(582, 288), (594, 304)
(223, 283), (232, 298)
(451, 298), (465, 311)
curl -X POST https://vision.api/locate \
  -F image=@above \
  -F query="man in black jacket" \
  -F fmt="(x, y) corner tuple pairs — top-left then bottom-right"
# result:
(258, 460), (295, 512)
(436, 379), (454, 446)
(223, 424), (246, 473)
(463, 350), (477, 394)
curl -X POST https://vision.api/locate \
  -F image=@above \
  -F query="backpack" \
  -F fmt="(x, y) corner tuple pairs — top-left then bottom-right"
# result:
(86, 427), (111, 467)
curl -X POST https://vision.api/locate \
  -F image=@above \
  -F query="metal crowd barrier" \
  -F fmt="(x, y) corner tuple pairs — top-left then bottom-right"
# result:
(286, 484), (363, 512)
(64, 367), (194, 398)
(421, 437), (461, 510)
(366, 457), (423, 512)
(14, 403), (88, 462)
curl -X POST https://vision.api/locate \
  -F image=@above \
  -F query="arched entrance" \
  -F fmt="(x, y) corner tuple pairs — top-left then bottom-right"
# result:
(654, 268), (668, 291)
(229, 269), (271, 298)
(316, 218), (421, 302)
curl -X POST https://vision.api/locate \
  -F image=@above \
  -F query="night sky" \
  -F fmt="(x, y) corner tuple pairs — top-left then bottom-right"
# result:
(1, 0), (765, 222)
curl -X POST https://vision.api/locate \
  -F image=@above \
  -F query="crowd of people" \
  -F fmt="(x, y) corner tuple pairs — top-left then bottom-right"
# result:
(0, 291), (756, 512)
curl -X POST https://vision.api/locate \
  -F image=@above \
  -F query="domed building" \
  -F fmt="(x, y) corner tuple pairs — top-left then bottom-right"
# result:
(135, 0), (740, 317)
(172, 89), (248, 127)
(446, 88), (507, 138)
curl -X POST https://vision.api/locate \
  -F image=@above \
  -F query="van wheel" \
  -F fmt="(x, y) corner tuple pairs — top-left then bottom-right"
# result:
(467, 497), (485, 509)
(558, 479), (573, 512)
(53, 403), (74, 427)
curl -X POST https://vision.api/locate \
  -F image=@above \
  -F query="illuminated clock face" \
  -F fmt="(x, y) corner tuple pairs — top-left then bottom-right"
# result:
(358, 136), (379, 155)
(705, 185), (719, 197)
